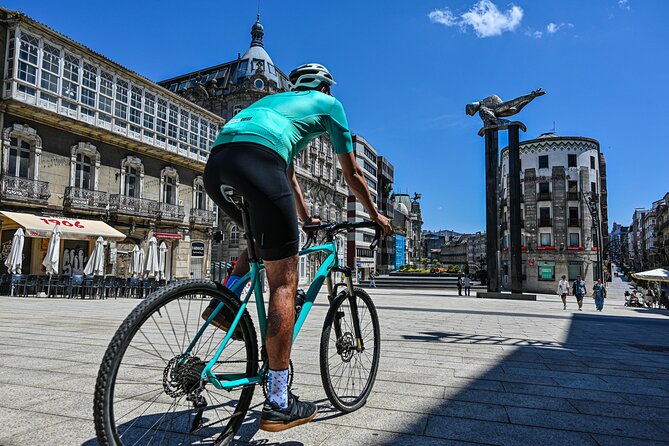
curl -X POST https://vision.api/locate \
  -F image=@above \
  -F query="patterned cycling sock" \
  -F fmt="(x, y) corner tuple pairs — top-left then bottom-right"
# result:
(225, 275), (242, 297)
(267, 368), (289, 409)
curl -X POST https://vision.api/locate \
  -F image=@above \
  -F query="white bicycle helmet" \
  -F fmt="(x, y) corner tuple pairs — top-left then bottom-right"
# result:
(289, 63), (336, 91)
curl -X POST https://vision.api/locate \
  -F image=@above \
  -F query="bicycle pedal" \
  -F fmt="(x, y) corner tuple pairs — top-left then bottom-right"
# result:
(335, 311), (345, 320)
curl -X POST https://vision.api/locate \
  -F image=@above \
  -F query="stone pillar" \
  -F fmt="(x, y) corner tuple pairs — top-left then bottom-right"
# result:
(484, 129), (500, 292)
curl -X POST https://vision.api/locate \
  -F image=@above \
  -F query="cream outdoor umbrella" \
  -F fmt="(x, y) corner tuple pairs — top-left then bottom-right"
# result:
(144, 236), (160, 279)
(158, 241), (167, 281)
(632, 268), (669, 282)
(43, 224), (62, 296)
(84, 236), (105, 276)
(4, 228), (24, 274)
(130, 245), (143, 278)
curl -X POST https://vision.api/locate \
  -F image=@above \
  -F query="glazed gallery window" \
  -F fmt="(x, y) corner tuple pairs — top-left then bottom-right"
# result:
(124, 166), (139, 197)
(17, 33), (38, 93)
(8, 137), (32, 178)
(74, 153), (93, 189)
(40, 43), (60, 94)
(62, 54), (80, 102)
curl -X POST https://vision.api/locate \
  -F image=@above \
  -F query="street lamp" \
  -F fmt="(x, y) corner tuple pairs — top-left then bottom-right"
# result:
(582, 191), (604, 285)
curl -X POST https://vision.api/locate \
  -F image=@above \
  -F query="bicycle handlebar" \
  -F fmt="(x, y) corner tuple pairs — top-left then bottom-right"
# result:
(301, 221), (383, 251)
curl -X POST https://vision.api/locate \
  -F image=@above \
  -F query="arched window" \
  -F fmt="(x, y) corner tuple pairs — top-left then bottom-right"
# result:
(2, 124), (42, 179)
(70, 142), (100, 190)
(193, 176), (206, 210)
(160, 167), (179, 204)
(120, 156), (144, 198)
(230, 225), (240, 247)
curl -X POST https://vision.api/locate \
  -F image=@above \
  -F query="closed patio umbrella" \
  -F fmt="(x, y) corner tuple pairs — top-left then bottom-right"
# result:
(43, 224), (62, 296)
(130, 245), (143, 277)
(84, 236), (105, 276)
(158, 241), (167, 280)
(4, 228), (24, 274)
(144, 236), (160, 279)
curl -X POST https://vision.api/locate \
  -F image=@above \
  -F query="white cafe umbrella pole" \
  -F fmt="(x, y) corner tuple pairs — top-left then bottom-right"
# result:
(84, 236), (105, 276)
(144, 236), (160, 279)
(42, 224), (62, 296)
(158, 241), (167, 281)
(130, 245), (141, 277)
(5, 228), (24, 296)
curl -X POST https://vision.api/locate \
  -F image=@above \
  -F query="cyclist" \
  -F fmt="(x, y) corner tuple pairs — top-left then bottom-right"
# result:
(202, 63), (392, 432)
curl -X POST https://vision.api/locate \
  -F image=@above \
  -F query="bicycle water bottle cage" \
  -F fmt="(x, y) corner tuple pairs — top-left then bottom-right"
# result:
(220, 184), (246, 210)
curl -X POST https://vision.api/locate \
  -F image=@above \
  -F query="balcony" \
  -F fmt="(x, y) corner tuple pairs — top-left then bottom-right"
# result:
(190, 208), (216, 226)
(109, 194), (159, 217)
(0, 175), (50, 206)
(568, 218), (580, 228)
(538, 218), (552, 227)
(159, 202), (185, 222)
(537, 191), (552, 201)
(567, 192), (580, 201)
(64, 187), (108, 213)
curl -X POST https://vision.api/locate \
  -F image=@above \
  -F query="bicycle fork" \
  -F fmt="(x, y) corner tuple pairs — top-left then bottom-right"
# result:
(329, 267), (365, 352)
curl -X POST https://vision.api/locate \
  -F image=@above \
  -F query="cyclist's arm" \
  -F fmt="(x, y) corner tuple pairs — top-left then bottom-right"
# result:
(287, 163), (310, 222)
(338, 152), (391, 236)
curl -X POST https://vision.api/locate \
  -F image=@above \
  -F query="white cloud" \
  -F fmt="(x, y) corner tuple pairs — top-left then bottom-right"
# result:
(546, 22), (574, 34)
(428, 0), (524, 38)
(618, 0), (631, 10)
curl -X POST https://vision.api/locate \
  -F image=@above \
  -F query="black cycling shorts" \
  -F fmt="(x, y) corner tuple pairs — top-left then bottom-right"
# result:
(203, 142), (299, 261)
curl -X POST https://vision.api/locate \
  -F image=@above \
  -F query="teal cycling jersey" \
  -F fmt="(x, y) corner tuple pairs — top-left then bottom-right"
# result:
(212, 90), (353, 166)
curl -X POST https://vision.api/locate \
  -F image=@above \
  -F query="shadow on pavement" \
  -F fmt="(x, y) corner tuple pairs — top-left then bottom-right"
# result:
(380, 311), (669, 445)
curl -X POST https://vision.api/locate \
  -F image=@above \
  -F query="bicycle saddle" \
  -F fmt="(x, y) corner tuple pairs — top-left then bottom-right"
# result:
(220, 184), (245, 209)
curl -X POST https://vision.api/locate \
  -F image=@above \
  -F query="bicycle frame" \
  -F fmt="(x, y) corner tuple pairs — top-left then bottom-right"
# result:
(190, 238), (343, 391)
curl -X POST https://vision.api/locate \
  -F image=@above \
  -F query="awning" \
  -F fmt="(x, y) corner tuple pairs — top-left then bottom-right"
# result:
(0, 211), (126, 241)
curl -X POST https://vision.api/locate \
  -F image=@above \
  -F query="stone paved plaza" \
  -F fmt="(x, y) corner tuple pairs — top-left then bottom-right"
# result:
(1, 277), (669, 446)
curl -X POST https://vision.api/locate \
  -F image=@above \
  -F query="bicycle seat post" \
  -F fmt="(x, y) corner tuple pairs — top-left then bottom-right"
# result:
(239, 200), (258, 262)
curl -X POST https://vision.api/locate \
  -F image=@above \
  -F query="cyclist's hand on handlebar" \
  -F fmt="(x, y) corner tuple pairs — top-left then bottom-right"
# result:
(302, 215), (321, 230)
(371, 213), (392, 237)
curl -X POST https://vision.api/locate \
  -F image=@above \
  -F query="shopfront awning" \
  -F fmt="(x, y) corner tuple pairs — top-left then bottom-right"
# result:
(0, 211), (126, 241)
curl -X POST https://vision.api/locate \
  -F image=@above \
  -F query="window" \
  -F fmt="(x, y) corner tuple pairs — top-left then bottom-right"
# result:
(538, 155), (549, 169)
(8, 137), (31, 178)
(569, 207), (579, 227)
(194, 181), (206, 210)
(568, 262), (582, 281)
(163, 175), (176, 204)
(538, 181), (549, 193)
(232, 105), (242, 116)
(40, 43), (60, 93)
(230, 226), (240, 247)
(73, 153), (92, 189)
(99, 71), (113, 114)
(568, 154), (577, 168)
(364, 147), (377, 163)
(17, 33), (38, 88)
(569, 233), (580, 247)
(590, 155), (596, 169)
(124, 166), (139, 197)
(130, 86), (142, 125)
(357, 248), (374, 258)
(539, 207), (551, 226)
(591, 182), (597, 195)
(363, 161), (377, 176)
(62, 53), (80, 101)
(366, 177), (377, 191)
(540, 233), (552, 246)
(115, 79), (128, 119)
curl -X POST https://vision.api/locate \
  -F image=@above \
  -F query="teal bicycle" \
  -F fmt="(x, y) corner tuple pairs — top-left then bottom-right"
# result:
(94, 188), (382, 445)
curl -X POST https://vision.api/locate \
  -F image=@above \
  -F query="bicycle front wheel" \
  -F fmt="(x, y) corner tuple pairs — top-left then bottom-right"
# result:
(319, 287), (380, 412)
(94, 280), (258, 446)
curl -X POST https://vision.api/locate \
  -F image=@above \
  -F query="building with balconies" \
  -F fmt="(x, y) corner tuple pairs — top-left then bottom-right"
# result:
(498, 132), (608, 293)
(0, 8), (222, 279)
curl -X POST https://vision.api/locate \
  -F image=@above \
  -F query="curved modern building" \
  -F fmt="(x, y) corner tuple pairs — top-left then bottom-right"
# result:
(499, 132), (609, 293)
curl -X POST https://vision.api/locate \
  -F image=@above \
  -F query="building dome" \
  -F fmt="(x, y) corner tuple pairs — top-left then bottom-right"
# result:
(235, 15), (280, 84)
(395, 202), (410, 216)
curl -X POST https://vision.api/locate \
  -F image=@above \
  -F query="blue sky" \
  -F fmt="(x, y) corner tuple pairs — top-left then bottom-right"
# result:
(7, 0), (668, 233)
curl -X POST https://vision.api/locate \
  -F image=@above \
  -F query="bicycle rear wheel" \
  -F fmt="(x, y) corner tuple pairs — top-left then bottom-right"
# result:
(94, 280), (258, 446)
(319, 287), (380, 412)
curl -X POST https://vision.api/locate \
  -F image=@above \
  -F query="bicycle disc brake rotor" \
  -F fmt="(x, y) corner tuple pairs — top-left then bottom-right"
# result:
(337, 332), (355, 363)
(163, 354), (206, 398)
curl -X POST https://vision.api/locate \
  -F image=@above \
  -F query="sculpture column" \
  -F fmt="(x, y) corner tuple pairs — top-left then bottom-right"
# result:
(508, 124), (522, 293)
(484, 128), (500, 293)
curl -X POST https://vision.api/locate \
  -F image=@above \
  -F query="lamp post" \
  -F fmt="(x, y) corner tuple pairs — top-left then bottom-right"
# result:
(583, 191), (604, 286)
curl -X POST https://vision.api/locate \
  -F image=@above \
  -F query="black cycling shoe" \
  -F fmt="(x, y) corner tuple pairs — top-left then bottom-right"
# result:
(259, 392), (318, 432)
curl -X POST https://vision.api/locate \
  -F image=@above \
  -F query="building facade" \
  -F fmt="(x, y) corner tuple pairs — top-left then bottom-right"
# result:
(499, 132), (608, 293)
(376, 156), (395, 273)
(392, 193), (423, 264)
(158, 16), (349, 284)
(0, 9), (222, 279)
(439, 232), (486, 273)
(347, 135), (378, 281)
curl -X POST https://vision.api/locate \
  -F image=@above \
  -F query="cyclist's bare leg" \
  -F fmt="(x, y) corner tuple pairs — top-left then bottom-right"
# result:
(264, 254), (299, 369)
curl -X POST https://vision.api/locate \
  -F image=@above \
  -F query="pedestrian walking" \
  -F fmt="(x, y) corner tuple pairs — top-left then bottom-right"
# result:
(593, 278), (606, 312)
(558, 275), (570, 310)
(572, 275), (586, 311)
(457, 275), (463, 296)
(463, 276), (471, 296)
(369, 271), (376, 288)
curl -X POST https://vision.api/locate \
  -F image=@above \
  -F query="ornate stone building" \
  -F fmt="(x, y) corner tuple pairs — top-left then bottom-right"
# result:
(158, 15), (349, 284)
(0, 8), (222, 279)
(499, 132), (608, 293)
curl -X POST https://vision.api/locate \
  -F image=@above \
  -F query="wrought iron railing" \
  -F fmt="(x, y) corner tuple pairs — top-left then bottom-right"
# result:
(64, 187), (108, 212)
(0, 175), (50, 204)
(109, 194), (159, 217)
(538, 218), (552, 227)
(159, 202), (185, 222)
(567, 192), (580, 201)
(190, 208), (216, 226)
(537, 191), (552, 201)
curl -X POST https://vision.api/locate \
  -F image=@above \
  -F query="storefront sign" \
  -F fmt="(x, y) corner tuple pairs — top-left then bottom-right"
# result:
(191, 242), (205, 257)
(540, 265), (554, 280)
(156, 232), (182, 240)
